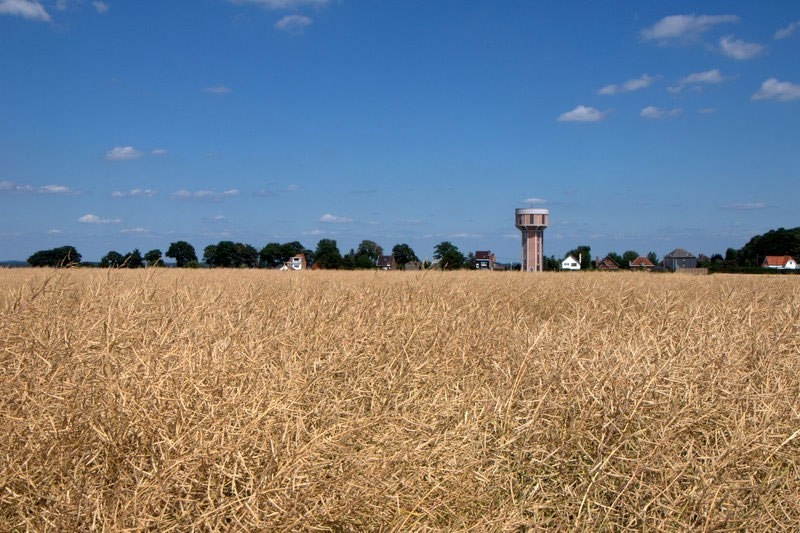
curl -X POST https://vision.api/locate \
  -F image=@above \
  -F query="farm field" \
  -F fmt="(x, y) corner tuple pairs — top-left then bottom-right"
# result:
(1, 268), (799, 530)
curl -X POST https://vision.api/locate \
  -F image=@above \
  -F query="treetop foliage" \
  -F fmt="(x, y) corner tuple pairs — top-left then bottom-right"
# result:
(27, 246), (81, 267)
(204, 241), (258, 268)
(166, 241), (198, 268)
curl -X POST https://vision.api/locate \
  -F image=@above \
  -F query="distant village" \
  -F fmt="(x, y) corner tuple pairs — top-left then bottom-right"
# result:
(13, 212), (800, 274)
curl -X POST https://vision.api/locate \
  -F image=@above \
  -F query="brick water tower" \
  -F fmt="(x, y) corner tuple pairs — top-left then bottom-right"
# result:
(515, 207), (549, 272)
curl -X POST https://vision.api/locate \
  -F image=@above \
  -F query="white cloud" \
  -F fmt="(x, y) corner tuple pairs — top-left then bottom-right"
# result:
(202, 230), (233, 238)
(319, 213), (353, 223)
(105, 146), (142, 160)
(0, 0), (51, 21)
(201, 214), (227, 223)
(640, 106), (661, 119)
(752, 78), (800, 101)
(698, 107), (717, 114)
(170, 189), (240, 201)
(640, 106), (683, 119)
(151, 148), (167, 156)
(775, 20), (800, 40)
(670, 69), (725, 92)
(719, 36), (764, 59)
(522, 197), (547, 205)
(0, 180), (75, 194)
(681, 69), (724, 85)
(557, 105), (606, 122)
(598, 74), (656, 95)
(202, 85), (231, 94)
(228, 0), (328, 9)
(303, 229), (326, 236)
(720, 202), (767, 210)
(640, 14), (739, 42)
(274, 14), (311, 33)
(47, 229), (62, 235)
(254, 183), (300, 196)
(253, 188), (277, 197)
(121, 227), (149, 234)
(111, 188), (158, 198)
(92, 1), (108, 13)
(79, 213), (122, 224)
(39, 184), (72, 193)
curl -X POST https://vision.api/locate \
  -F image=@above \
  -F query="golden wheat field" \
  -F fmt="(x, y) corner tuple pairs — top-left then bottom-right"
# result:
(1, 268), (799, 531)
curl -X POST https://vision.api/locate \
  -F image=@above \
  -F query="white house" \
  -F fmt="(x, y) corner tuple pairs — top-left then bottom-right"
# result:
(561, 254), (581, 270)
(762, 256), (797, 270)
(280, 253), (306, 271)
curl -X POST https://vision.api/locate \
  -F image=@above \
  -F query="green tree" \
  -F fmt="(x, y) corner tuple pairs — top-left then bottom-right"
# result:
(260, 241), (308, 268)
(621, 250), (639, 269)
(314, 239), (342, 269)
(544, 255), (560, 271)
(282, 241), (305, 256)
(739, 227), (800, 267)
(27, 246), (82, 267)
(433, 241), (466, 270)
(646, 251), (659, 265)
(465, 252), (476, 269)
(203, 243), (223, 267)
(144, 249), (163, 267)
(341, 249), (357, 270)
(391, 243), (418, 269)
(100, 250), (125, 268)
(566, 245), (591, 270)
(166, 241), (197, 267)
(235, 243), (259, 268)
(356, 240), (383, 265)
(724, 248), (739, 267)
(355, 253), (375, 269)
(125, 249), (144, 268)
(205, 241), (258, 268)
(259, 242), (284, 268)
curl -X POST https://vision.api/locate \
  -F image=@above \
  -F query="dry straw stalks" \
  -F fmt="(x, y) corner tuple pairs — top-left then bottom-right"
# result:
(1, 268), (799, 530)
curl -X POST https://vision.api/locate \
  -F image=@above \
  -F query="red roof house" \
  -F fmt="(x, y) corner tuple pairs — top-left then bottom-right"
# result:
(630, 256), (655, 270)
(762, 256), (797, 270)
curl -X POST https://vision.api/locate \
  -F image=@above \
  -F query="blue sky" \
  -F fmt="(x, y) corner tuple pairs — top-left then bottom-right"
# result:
(2, 0), (799, 263)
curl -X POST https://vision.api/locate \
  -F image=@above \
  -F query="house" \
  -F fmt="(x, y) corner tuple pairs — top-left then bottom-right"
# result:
(630, 256), (655, 271)
(762, 256), (797, 270)
(376, 255), (397, 270)
(561, 254), (581, 270)
(281, 253), (306, 271)
(596, 256), (620, 270)
(474, 250), (495, 270)
(663, 248), (697, 272)
(404, 260), (421, 271)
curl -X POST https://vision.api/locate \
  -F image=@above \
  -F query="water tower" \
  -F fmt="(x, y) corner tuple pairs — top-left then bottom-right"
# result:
(515, 207), (549, 272)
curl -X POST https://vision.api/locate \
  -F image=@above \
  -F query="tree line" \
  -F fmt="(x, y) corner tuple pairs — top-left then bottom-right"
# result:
(27, 239), (434, 270)
(26, 226), (800, 271)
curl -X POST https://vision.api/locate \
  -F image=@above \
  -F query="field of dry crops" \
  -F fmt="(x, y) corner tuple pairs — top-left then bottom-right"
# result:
(1, 268), (799, 530)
